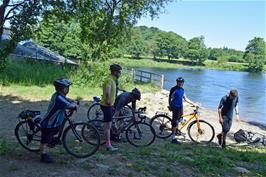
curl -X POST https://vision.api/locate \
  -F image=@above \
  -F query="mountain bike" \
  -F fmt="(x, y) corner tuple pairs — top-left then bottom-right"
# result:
(88, 107), (156, 147)
(15, 105), (100, 158)
(87, 96), (133, 120)
(150, 106), (215, 144)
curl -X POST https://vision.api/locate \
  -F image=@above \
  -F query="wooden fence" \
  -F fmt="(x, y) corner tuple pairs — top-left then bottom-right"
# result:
(127, 68), (164, 89)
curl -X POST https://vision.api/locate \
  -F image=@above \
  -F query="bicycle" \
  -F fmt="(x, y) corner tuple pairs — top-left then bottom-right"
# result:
(150, 106), (215, 144)
(15, 105), (100, 158)
(234, 129), (266, 146)
(88, 107), (156, 147)
(87, 96), (133, 120)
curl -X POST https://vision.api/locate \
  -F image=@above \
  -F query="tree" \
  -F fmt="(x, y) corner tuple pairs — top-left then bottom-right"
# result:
(35, 14), (82, 59)
(208, 48), (223, 60)
(0, 0), (41, 71)
(46, 0), (172, 61)
(186, 36), (208, 65)
(244, 37), (266, 72)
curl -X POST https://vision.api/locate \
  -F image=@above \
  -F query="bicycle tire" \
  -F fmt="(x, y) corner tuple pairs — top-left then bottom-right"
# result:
(62, 122), (100, 158)
(15, 120), (41, 152)
(126, 122), (156, 147)
(150, 114), (172, 139)
(87, 103), (103, 120)
(87, 119), (106, 145)
(187, 120), (215, 144)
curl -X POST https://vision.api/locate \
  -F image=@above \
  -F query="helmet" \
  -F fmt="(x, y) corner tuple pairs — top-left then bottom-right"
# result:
(54, 78), (72, 89)
(110, 64), (122, 72)
(176, 77), (184, 83)
(131, 88), (141, 100)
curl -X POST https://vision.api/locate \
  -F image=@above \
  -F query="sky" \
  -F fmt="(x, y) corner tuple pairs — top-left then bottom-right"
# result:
(136, 0), (266, 51)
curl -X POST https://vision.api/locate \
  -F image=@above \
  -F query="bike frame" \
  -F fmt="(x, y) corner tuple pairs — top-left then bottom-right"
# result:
(178, 108), (201, 131)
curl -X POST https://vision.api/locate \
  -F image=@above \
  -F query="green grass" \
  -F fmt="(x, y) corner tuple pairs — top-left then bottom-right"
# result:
(113, 57), (266, 72)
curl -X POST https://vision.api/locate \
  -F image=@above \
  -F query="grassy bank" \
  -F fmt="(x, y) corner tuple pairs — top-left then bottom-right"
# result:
(0, 60), (159, 100)
(1, 137), (265, 176)
(113, 57), (266, 72)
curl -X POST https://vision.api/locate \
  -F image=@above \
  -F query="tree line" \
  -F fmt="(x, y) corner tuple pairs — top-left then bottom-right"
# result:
(0, 0), (265, 72)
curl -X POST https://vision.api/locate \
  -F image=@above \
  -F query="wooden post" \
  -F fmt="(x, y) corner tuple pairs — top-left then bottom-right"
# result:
(140, 71), (143, 82)
(160, 74), (164, 90)
(149, 73), (152, 83)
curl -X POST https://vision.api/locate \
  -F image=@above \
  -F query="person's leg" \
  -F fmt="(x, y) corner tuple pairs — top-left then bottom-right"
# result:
(171, 109), (180, 144)
(101, 105), (118, 151)
(221, 116), (232, 148)
(40, 128), (53, 163)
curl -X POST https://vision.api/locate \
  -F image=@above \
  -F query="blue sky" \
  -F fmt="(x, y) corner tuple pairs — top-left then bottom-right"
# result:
(137, 0), (265, 51)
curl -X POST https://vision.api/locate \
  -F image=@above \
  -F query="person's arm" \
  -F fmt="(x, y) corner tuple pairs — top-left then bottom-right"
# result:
(183, 94), (196, 106)
(131, 100), (136, 112)
(168, 88), (173, 111)
(104, 80), (112, 106)
(218, 98), (224, 124)
(235, 98), (240, 122)
(58, 95), (77, 109)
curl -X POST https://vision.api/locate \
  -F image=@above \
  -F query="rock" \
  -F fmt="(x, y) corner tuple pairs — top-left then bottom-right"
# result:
(183, 156), (195, 162)
(234, 166), (250, 174)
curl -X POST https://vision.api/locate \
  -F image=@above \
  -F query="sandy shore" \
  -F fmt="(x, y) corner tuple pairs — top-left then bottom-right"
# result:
(139, 90), (266, 142)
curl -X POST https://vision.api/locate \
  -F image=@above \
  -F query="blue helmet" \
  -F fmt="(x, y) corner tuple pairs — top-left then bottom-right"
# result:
(176, 77), (184, 83)
(54, 78), (72, 89)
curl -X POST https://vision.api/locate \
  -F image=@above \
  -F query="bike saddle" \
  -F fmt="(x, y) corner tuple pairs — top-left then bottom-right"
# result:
(19, 110), (41, 119)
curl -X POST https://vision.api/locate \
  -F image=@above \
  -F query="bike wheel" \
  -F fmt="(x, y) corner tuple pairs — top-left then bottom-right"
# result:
(150, 114), (172, 139)
(63, 122), (100, 158)
(87, 103), (104, 120)
(126, 122), (156, 147)
(187, 120), (215, 144)
(88, 119), (106, 145)
(14, 120), (41, 152)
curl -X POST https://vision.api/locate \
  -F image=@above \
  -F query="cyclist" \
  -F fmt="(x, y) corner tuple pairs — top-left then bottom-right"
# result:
(100, 64), (122, 151)
(113, 88), (141, 117)
(168, 77), (197, 144)
(39, 78), (78, 163)
(217, 89), (240, 148)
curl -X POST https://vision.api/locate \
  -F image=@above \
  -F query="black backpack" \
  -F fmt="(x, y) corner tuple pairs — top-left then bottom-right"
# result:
(234, 129), (248, 143)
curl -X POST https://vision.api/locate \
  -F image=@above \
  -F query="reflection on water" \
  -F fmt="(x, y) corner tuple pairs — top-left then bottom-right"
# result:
(139, 68), (266, 125)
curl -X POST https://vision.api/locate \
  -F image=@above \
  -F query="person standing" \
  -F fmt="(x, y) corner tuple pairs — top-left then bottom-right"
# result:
(100, 64), (122, 151)
(168, 77), (197, 144)
(217, 89), (240, 148)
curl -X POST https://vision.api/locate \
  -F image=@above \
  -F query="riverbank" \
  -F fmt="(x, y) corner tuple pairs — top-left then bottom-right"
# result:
(112, 58), (266, 72)
(0, 89), (265, 177)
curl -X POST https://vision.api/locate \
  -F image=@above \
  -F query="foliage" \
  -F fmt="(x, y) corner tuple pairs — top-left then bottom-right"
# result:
(185, 36), (208, 65)
(35, 14), (82, 59)
(244, 37), (266, 72)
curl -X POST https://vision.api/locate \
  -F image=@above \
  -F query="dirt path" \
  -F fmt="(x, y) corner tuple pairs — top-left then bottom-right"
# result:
(0, 91), (265, 177)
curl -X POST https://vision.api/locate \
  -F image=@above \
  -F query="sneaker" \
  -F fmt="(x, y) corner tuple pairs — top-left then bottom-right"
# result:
(171, 139), (181, 145)
(40, 154), (53, 163)
(217, 134), (222, 145)
(106, 146), (119, 151)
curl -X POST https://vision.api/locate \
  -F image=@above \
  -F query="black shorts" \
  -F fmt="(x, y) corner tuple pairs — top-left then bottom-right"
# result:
(41, 127), (60, 144)
(172, 108), (183, 127)
(100, 105), (114, 122)
(222, 116), (232, 133)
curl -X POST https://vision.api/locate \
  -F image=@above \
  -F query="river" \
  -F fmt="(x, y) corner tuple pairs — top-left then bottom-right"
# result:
(139, 68), (266, 126)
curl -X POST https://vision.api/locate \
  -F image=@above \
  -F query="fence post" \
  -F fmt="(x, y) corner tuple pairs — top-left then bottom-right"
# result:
(160, 74), (164, 90)
(131, 68), (135, 82)
(140, 71), (143, 82)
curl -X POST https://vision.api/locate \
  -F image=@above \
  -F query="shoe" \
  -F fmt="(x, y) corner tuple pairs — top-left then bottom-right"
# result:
(217, 134), (222, 145)
(171, 139), (181, 145)
(106, 146), (119, 151)
(40, 154), (53, 163)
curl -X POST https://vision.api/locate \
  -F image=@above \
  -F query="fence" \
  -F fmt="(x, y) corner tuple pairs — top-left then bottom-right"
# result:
(127, 68), (164, 89)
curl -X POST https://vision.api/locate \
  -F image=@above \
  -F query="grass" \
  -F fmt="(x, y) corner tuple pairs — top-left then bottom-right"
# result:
(0, 136), (265, 176)
(113, 57), (266, 72)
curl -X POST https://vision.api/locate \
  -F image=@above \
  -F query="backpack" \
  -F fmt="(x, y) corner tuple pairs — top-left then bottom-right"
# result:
(234, 129), (248, 143)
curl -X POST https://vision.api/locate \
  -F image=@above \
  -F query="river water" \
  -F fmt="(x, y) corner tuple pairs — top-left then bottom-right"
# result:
(139, 68), (266, 126)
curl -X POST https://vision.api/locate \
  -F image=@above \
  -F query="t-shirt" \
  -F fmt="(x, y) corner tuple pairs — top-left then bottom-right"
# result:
(40, 92), (72, 128)
(218, 95), (238, 119)
(114, 92), (136, 112)
(100, 75), (117, 106)
(169, 86), (185, 109)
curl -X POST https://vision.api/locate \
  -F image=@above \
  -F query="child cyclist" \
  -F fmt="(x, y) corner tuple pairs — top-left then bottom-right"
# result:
(39, 78), (78, 163)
